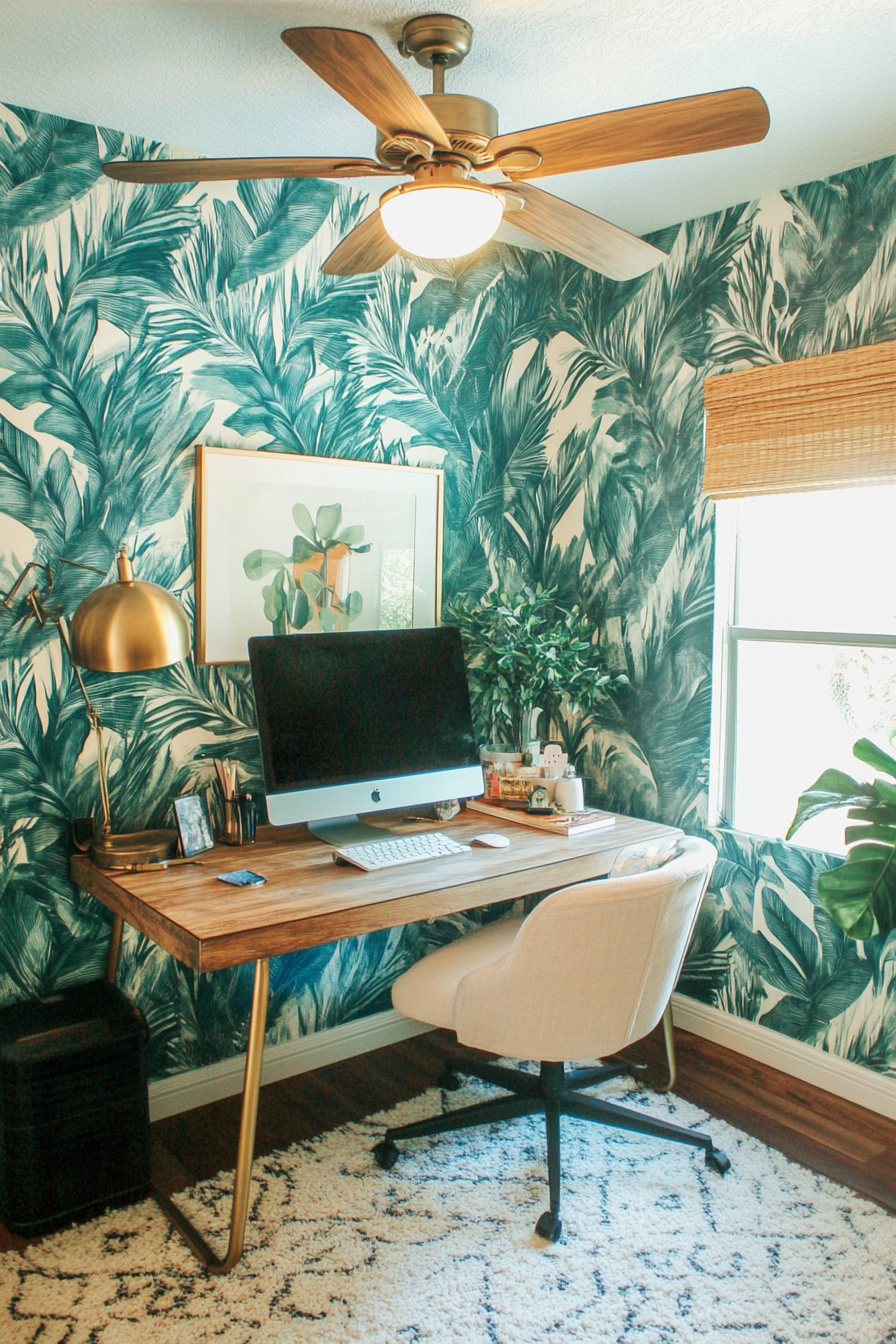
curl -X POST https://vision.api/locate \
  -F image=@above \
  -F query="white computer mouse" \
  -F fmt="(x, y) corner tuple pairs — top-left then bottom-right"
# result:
(471, 832), (511, 848)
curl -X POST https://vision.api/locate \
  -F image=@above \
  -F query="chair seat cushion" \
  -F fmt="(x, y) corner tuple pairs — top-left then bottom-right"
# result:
(392, 914), (524, 1030)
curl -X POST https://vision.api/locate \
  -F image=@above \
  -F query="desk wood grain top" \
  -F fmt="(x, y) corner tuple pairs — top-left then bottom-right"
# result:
(71, 812), (681, 972)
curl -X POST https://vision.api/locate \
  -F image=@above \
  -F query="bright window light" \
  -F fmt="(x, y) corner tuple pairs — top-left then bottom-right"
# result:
(712, 484), (896, 851)
(380, 184), (503, 259)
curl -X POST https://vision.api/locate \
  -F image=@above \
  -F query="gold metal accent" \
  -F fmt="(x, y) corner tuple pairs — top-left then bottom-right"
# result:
(424, 94), (498, 163)
(68, 546), (189, 866)
(422, 94), (497, 141)
(375, 131), (437, 169)
(491, 147), (544, 174)
(378, 173), (501, 230)
(3, 548), (191, 869)
(91, 829), (179, 870)
(497, 188), (525, 213)
(70, 546), (191, 674)
(106, 913), (124, 983)
(154, 958), (270, 1273)
(399, 14), (473, 69)
(377, 96), (498, 169)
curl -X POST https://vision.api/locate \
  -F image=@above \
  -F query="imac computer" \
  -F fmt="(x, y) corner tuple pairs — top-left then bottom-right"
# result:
(248, 627), (484, 846)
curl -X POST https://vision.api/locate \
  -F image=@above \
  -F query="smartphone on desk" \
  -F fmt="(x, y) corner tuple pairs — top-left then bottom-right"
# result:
(217, 870), (267, 887)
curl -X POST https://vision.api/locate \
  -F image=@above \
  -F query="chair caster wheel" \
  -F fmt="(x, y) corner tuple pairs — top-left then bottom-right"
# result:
(705, 1147), (731, 1175)
(438, 1069), (462, 1091)
(535, 1210), (562, 1242)
(373, 1139), (400, 1171)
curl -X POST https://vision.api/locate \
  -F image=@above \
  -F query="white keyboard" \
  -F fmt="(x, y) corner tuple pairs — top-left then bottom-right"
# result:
(333, 831), (471, 872)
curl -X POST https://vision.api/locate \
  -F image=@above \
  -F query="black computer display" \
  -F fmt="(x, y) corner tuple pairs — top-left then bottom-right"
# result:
(249, 627), (482, 827)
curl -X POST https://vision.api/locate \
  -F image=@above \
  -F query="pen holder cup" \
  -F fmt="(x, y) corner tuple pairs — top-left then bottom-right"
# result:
(220, 794), (257, 846)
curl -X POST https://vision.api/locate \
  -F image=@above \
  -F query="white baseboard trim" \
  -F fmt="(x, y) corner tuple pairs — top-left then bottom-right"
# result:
(150, 996), (896, 1125)
(148, 1009), (430, 1122)
(671, 992), (896, 1121)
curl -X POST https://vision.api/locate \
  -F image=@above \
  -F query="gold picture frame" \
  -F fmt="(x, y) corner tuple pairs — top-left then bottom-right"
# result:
(195, 445), (444, 663)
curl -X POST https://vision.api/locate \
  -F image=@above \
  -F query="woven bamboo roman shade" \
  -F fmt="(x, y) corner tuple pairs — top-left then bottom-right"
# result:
(702, 340), (896, 498)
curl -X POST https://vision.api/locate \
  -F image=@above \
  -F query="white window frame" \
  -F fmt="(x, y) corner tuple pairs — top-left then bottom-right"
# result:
(708, 496), (896, 834)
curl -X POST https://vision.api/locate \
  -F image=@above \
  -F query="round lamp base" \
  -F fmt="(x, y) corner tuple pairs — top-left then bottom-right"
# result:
(91, 828), (179, 870)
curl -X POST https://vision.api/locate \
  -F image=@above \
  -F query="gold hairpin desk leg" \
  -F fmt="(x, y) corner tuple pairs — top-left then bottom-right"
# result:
(106, 913), (124, 983)
(154, 957), (269, 1274)
(655, 1000), (677, 1093)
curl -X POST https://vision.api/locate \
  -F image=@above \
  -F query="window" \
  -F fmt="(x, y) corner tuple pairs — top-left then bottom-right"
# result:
(710, 484), (896, 852)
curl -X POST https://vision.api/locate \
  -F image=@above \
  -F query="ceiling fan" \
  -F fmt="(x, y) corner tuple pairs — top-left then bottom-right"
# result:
(102, 13), (770, 281)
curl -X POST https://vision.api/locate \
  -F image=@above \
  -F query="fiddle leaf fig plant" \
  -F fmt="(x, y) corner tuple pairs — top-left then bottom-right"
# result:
(787, 736), (896, 939)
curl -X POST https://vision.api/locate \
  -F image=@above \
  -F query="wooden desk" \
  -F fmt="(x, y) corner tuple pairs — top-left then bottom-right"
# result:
(72, 810), (681, 1273)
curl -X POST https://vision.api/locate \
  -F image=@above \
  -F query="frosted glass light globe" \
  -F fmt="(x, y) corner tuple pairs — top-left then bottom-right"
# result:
(380, 183), (503, 259)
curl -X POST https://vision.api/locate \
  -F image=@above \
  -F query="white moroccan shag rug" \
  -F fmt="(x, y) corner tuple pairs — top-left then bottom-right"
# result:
(3, 1075), (896, 1344)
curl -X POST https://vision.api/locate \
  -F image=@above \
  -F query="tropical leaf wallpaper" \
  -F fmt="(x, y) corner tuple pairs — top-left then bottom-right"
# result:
(1, 102), (895, 1082)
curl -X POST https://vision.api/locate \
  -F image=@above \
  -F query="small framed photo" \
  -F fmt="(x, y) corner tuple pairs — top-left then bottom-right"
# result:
(174, 793), (215, 857)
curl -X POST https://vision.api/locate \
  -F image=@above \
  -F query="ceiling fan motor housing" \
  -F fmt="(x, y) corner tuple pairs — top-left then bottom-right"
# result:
(377, 94), (498, 168)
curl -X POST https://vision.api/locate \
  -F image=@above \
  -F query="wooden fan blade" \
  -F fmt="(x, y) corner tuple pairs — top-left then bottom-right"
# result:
(103, 156), (401, 184)
(488, 87), (770, 179)
(507, 184), (666, 281)
(322, 210), (400, 276)
(282, 28), (452, 151)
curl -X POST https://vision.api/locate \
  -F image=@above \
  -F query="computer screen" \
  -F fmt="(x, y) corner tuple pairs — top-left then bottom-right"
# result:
(249, 627), (483, 834)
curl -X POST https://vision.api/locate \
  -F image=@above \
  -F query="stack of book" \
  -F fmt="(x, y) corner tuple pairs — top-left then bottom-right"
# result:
(466, 798), (616, 836)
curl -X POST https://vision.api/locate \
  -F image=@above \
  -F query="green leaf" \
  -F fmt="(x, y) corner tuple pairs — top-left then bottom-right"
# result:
(816, 842), (896, 938)
(0, 118), (103, 242)
(845, 805), (896, 824)
(243, 549), (289, 580)
(300, 570), (325, 603)
(336, 524), (365, 546)
(318, 606), (337, 631)
(844, 822), (896, 846)
(872, 778), (896, 806)
(344, 590), (363, 619)
(262, 573), (286, 623)
(228, 179), (336, 287)
(290, 587), (311, 630)
(853, 737), (896, 780)
(315, 503), (342, 541)
(785, 768), (874, 840)
(352, 543), (372, 554)
(292, 502), (316, 541)
(291, 535), (319, 564)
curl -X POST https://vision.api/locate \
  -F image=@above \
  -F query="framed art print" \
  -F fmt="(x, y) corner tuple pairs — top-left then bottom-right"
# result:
(196, 446), (444, 662)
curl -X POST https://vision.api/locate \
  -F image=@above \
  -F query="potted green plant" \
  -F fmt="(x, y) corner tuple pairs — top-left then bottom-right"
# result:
(444, 586), (627, 763)
(787, 736), (896, 938)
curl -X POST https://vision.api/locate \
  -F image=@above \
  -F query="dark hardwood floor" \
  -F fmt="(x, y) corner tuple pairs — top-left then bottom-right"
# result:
(2, 1022), (895, 1254)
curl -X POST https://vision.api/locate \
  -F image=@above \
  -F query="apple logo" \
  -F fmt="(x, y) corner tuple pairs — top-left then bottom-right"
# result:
(371, 788), (381, 803)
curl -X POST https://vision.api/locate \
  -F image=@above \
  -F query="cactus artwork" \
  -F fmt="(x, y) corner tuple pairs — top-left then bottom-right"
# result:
(243, 501), (371, 633)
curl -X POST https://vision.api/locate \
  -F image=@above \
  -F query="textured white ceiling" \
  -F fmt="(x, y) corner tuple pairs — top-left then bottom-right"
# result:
(2, 1), (896, 235)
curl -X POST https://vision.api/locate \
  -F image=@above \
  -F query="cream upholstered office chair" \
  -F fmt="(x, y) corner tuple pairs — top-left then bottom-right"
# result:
(373, 835), (727, 1241)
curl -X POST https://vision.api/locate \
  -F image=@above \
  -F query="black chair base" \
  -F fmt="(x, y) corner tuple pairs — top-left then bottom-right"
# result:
(373, 1053), (730, 1241)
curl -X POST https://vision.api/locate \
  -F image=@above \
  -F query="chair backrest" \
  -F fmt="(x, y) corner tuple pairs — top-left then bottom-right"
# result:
(453, 835), (717, 1062)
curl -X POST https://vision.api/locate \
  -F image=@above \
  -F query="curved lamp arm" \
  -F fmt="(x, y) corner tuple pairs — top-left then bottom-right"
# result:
(3, 556), (113, 836)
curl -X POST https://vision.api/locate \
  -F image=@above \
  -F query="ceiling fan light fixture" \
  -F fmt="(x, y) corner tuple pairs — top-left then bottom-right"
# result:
(379, 181), (503, 259)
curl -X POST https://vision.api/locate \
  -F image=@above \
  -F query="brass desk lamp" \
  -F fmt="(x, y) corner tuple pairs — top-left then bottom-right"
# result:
(3, 547), (191, 868)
